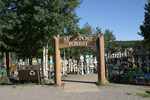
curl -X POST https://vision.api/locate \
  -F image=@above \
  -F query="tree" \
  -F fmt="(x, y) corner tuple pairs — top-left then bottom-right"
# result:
(95, 27), (103, 36)
(139, 1), (150, 43)
(80, 22), (95, 35)
(0, 0), (18, 77)
(0, 0), (82, 57)
(103, 29), (117, 54)
(0, 0), (83, 79)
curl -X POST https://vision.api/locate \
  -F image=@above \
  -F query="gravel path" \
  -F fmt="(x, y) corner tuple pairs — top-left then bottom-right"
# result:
(0, 74), (150, 100)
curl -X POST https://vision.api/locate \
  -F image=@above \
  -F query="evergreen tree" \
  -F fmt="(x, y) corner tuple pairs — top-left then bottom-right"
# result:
(95, 27), (103, 36)
(103, 29), (117, 54)
(0, 0), (18, 77)
(80, 22), (95, 35)
(0, 0), (83, 78)
(0, 0), (82, 61)
(139, 1), (150, 43)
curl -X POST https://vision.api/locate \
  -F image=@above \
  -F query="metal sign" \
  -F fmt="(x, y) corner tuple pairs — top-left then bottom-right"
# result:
(59, 35), (98, 48)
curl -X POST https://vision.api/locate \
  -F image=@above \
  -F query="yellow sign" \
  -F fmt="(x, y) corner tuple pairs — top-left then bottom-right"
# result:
(11, 65), (17, 70)
(32, 58), (36, 61)
(50, 55), (53, 59)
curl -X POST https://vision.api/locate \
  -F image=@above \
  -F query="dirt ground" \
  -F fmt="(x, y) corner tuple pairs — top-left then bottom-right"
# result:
(0, 74), (150, 100)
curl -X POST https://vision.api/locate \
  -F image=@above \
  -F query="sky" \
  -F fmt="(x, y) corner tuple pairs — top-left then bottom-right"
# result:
(76, 0), (148, 41)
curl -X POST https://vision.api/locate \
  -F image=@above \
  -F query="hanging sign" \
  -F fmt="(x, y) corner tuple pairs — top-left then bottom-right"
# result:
(59, 35), (98, 48)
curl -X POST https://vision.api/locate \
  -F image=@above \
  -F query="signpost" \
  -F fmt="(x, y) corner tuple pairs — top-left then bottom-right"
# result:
(59, 35), (98, 48)
(54, 34), (105, 85)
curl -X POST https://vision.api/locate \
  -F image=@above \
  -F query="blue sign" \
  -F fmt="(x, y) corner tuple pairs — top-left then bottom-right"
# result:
(144, 74), (150, 79)
(86, 55), (89, 59)
(0, 70), (5, 73)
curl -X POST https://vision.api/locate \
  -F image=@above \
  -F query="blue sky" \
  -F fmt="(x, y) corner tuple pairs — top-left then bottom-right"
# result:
(76, 0), (148, 41)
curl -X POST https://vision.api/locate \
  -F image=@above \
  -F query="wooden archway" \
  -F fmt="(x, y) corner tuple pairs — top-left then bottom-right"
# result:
(53, 34), (105, 85)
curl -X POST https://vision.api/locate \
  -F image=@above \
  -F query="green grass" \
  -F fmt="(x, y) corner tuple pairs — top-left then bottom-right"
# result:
(0, 82), (35, 89)
(96, 82), (103, 86)
(0, 82), (8, 85)
(0, 76), (10, 85)
(53, 85), (58, 87)
(19, 82), (35, 86)
(40, 80), (46, 85)
(12, 86), (16, 88)
(136, 93), (150, 98)
(105, 77), (109, 81)
(61, 83), (65, 87)
(11, 82), (35, 88)
(136, 88), (150, 91)
(136, 88), (150, 98)
(126, 92), (133, 95)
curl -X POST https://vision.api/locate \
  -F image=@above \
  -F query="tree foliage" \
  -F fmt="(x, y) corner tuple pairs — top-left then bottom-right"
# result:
(0, 0), (82, 59)
(139, 1), (150, 43)
(103, 29), (117, 54)
(95, 27), (103, 36)
(0, 0), (17, 52)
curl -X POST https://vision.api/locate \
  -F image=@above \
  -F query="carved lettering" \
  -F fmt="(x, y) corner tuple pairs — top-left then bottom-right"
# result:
(69, 41), (88, 46)
(64, 36), (71, 42)
(69, 42), (74, 46)
(64, 36), (93, 42)
(89, 37), (93, 41)
(59, 35), (98, 48)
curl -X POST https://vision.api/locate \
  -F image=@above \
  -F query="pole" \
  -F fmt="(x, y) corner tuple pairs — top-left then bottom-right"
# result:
(54, 35), (61, 85)
(97, 34), (105, 85)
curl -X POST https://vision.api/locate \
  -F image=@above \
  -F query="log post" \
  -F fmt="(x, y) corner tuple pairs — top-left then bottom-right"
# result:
(54, 35), (61, 85)
(97, 34), (105, 85)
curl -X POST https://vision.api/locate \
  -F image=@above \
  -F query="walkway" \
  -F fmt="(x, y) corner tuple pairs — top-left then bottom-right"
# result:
(61, 74), (100, 92)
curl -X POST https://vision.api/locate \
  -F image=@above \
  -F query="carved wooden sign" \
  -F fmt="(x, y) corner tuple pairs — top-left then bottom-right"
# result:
(59, 35), (98, 48)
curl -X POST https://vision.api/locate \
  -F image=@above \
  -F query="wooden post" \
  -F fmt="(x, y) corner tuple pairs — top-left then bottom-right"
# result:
(54, 35), (61, 85)
(97, 34), (105, 85)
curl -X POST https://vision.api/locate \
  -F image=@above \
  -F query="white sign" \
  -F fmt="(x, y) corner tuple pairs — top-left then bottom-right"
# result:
(80, 55), (84, 60)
